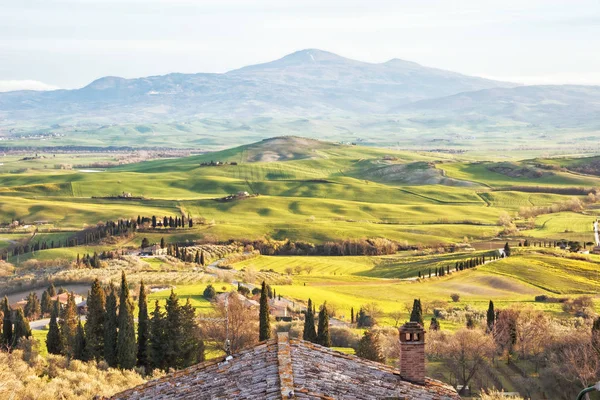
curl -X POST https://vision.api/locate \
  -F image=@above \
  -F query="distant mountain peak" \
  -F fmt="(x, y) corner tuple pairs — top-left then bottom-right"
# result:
(84, 76), (127, 90)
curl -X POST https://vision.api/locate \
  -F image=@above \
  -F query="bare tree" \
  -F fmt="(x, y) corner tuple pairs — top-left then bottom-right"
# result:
(438, 328), (495, 395)
(198, 292), (259, 354)
(389, 310), (403, 327)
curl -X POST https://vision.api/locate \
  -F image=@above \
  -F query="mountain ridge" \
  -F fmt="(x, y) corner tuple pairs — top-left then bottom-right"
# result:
(0, 49), (598, 134)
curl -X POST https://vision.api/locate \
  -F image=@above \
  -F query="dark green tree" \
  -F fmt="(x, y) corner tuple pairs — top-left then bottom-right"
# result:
(141, 237), (150, 249)
(430, 317), (440, 331)
(356, 330), (384, 362)
(24, 292), (41, 320)
(350, 306), (354, 324)
(164, 290), (184, 369)
(2, 296), (13, 349)
(46, 301), (62, 354)
(160, 237), (165, 249)
(73, 319), (87, 361)
(180, 298), (203, 368)
(317, 302), (331, 347)
(117, 271), (136, 369)
(149, 300), (166, 371)
(85, 278), (106, 361)
(486, 300), (495, 332)
(104, 283), (118, 367)
(195, 250), (201, 264)
(203, 284), (216, 300)
(41, 290), (52, 317)
(13, 308), (32, 346)
(409, 299), (424, 326)
(259, 281), (271, 341)
(504, 242), (511, 257)
(47, 283), (56, 297)
(200, 251), (205, 266)
(302, 298), (317, 343)
(59, 293), (78, 357)
(137, 281), (150, 371)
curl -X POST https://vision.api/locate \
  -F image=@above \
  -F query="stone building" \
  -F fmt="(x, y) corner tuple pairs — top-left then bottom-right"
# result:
(110, 322), (459, 399)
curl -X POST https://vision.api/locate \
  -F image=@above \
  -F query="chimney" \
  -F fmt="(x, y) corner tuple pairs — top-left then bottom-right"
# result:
(398, 321), (426, 385)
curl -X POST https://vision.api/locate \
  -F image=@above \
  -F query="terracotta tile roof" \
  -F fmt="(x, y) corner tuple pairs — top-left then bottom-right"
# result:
(111, 333), (460, 400)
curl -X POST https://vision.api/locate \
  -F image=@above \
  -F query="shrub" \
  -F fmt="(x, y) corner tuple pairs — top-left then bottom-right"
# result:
(329, 326), (360, 348)
(450, 293), (460, 302)
(203, 284), (216, 300)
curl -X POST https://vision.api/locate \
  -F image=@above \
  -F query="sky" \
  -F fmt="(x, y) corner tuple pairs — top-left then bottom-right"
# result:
(1, 0), (599, 91)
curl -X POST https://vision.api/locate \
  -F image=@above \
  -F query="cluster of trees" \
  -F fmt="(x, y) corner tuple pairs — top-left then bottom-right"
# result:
(518, 197), (585, 219)
(166, 244), (206, 264)
(301, 298), (331, 347)
(46, 273), (204, 372)
(247, 238), (400, 256)
(75, 219), (137, 246)
(76, 251), (119, 268)
(1, 220), (136, 261)
(1, 296), (32, 350)
(428, 300), (600, 399)
(139, 215), (193, 229)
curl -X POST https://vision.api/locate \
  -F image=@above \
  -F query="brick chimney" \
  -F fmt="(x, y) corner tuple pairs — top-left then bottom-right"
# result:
(398, 321), (426, 385)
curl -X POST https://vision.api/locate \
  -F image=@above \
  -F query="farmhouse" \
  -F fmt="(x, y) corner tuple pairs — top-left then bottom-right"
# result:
(111, 322), (459, 399)
(51, 293), (84, 309)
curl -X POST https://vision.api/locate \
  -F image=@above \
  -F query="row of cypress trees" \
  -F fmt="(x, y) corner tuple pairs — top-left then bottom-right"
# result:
(46, 272), (203, 372)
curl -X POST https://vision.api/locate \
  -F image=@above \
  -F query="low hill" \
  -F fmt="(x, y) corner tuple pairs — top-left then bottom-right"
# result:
(394, 85), (600, 127)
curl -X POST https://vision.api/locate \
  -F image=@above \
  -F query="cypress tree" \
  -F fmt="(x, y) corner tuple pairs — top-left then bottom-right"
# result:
(41, 290), (51, 317)
(430, 317), (440, 331)
(356, 330), (384, 362)
(164, 290), (184, 369)
(2, 296), (13, 349)
(180, 298), (202, 368)
(85, 278), (106, 361)
(46, 283), (56, 297)
(317, 302), (331, 347)
(409, 299), (424, 326)
(350, 306), (354, 324)
(302, 298), (317, 343)
(104, 283), (118, 367)
(46, 301), (62, 354)
(486, 300), (495, 332)
(117, 271), (136, 369)
(59, 293), (78, 357)
(259, 281), (271, 341)
(13, 308), (32, 346)
(73, 319), (87, 361)
(200, 251), (205, 266)
(149, 300), (166, 371)
(24, 292), (41, 320)
(137, 281), (150, 371)
(504, 242), (511, 257)
(160, 237), (165, 249)
(195, 251), (200, 264)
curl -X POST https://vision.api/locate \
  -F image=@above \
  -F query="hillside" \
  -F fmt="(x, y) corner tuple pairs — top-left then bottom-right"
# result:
(394, 84), (600, 127)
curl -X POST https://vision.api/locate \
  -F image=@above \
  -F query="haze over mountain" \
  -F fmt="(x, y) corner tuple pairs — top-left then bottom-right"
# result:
(1, 49), (599, 145)
(0, 49), (517, 123)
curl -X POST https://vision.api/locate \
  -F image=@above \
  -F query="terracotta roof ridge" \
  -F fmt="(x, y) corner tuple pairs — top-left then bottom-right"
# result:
(276, 332), (295, 399)
(110, 339), (279, 399)
(288, 337), (457, 394)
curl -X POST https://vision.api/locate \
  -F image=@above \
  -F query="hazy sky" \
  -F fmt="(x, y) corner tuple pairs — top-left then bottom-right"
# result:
(1, 0), (599, 91)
